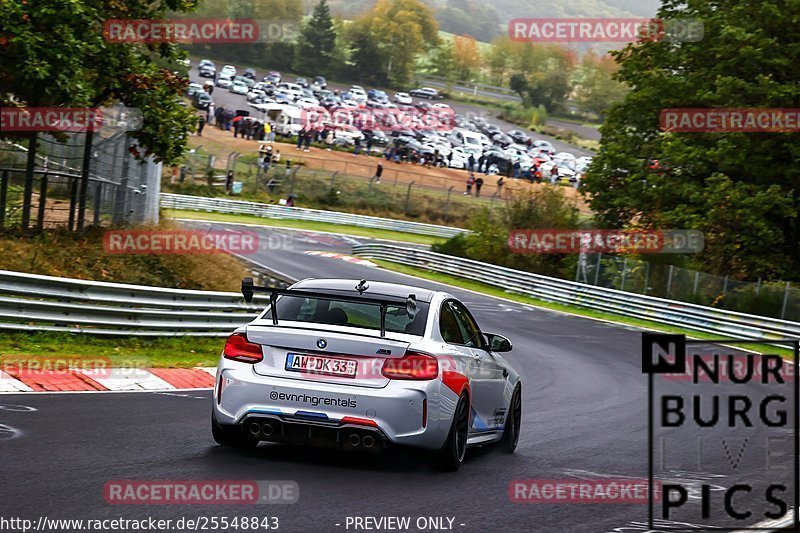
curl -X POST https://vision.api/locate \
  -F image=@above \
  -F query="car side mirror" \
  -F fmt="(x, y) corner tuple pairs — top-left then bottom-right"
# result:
(486, 333), (512, 353)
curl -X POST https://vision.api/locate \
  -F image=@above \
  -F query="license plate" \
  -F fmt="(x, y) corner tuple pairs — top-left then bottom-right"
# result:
(285, 353), (358, 378)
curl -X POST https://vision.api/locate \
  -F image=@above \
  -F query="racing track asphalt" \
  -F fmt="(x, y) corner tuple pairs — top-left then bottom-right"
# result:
(0, 223), (794, 533)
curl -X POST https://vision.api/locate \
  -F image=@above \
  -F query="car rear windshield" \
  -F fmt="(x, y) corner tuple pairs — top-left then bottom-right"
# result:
(271, 295), (429, 336)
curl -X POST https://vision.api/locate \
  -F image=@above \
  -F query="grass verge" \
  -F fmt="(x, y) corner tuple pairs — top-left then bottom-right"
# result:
(165, 209), (447, 246)
(0, 332), (226, 368)
(371, 259), (794, 359)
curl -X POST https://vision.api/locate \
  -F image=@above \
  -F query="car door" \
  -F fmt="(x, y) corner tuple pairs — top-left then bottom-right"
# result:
(448, 300), (508, 433)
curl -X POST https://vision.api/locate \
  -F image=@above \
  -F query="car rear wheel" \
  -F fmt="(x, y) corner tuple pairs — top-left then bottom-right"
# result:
(212, 413), (259, 450)
(439, 393), (469, 471)
(500, 384), (522, 453)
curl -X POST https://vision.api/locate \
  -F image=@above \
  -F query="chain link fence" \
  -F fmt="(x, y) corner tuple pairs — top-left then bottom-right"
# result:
(576, 253), (800, 322)
(0, 129), (161, 230)
(166, 148), (507, 227)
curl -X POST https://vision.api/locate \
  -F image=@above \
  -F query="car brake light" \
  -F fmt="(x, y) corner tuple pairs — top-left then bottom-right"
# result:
(381, 352), (438, 380)
(223, 333), (263, 363)
(341, 416), (378, 427)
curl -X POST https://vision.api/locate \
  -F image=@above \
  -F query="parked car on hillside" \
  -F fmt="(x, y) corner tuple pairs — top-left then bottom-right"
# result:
(409, 87), (441, 99)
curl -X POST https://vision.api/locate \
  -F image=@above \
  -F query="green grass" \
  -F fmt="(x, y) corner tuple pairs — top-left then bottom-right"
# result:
(371, 259), (795, 359)
(165, 209), (447, 246)
(0, 332), (226, 368)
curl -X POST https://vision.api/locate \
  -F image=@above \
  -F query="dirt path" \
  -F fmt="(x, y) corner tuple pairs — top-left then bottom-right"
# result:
(189, 127), (592, 214)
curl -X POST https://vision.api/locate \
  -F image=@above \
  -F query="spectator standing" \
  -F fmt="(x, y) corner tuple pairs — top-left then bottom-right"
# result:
(325, 129), (334, 150)
(303, 130), (312, 152)
(513, 161), (521, 179)
(373, 162), (383, 184)
(475, 175), (484, 197)
(465, 173), (475, 196)
(478, 154), (486, 173)
(207, 103), (215, 124)
(467, 154), (475, 173)
(273, 150), (281, 165)
(366, 137), (374, 153)
(296, 127), (305, 150)
(196, 115), (205, 136)
(550, 165), (559, 184)
(496, 176), (505, 196)
(354, 137), (361, 156)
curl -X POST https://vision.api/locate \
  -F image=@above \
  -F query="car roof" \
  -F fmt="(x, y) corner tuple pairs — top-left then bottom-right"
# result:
(291, 278), (438, 303)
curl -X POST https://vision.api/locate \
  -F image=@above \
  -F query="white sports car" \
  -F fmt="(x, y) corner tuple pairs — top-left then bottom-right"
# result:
(212, 278), (522, 470)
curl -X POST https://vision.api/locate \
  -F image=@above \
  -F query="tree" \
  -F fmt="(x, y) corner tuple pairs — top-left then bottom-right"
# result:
(294, 0), (338, 76)
(433, 187), (581, 278)
(452, 35), (481, 81)
(586, 0), (800, 279)
(574, 52), (627, 118)
(347, 0), (439, 87)
(0, 0), (198, 164)
(427, 40), (457, 81)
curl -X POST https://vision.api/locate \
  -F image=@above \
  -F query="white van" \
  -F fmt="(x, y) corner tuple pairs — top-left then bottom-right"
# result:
(452, 128), (484, 155)
(273, 106), (306, 136)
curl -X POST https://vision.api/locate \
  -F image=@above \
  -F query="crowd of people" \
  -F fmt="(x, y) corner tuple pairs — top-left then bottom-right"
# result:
(193, 107), (574, 200)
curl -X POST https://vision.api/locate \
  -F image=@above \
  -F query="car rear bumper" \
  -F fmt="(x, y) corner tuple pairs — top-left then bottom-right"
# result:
(213, 360), (455, 451)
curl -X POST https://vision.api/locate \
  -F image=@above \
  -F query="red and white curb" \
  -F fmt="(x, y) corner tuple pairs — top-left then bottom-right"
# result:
(305, 250), (377, 267)
(0, 367), (217, 393)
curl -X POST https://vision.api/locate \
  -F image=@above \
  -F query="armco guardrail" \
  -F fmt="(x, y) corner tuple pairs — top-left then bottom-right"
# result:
(161, 193), (470, 239)
(352, 244), (800, 343)
(0, 270), (271, 336)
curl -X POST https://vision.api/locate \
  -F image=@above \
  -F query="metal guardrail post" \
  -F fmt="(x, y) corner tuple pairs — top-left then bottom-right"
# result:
(77, 129), (94, 230)
(444, 186), (454, 222)
(67, 175), (79, 231)
(0, 169), (8, 229)
(594, 254), (602, 285)
(404, 181), (415, 214)
(36, 173), (48, 231)
(781, 282), (791, 319)
(93, 182), (102, 226)
(21, 133), (38, 229)
(666, 265), (674, 298)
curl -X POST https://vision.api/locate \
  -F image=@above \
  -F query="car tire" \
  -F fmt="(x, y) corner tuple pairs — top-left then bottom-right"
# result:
(500, 384), (522, 454)
(212, 413), (259, 450)
(439, 393), (469, 471)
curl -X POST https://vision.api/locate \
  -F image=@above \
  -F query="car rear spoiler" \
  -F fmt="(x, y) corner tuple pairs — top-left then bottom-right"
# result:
(242, 278), (417, 337)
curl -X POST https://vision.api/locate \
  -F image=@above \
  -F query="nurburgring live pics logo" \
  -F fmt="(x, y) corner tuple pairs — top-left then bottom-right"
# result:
(642, 333), (797, 527)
